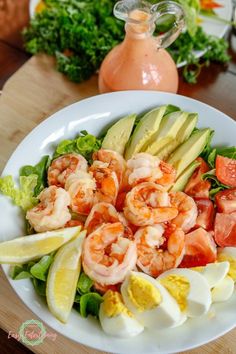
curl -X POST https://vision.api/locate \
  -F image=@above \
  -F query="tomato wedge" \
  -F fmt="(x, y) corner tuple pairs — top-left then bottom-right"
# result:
(214, 213), (236, 247)
(215, 155), (236, 188)
(179, 227), (217, 267)
(215, 188), (236, 214)
(194, 198), (215, 231)
(184, 157), (211, 198)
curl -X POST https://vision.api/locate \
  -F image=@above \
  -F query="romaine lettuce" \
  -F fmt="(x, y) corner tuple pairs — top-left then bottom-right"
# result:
(0, 175), (38, 211)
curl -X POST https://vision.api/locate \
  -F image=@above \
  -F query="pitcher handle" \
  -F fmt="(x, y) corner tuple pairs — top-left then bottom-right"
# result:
(151, 1), (185, 48)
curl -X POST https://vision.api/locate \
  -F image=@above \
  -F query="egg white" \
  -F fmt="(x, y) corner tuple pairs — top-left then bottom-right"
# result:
(192, 262), (230, 288)
(218, 247), (236, 282)
(211, 276), (235, 303)
(158, 268), (212, 318)
(99, 301), (144, 338)
(121, 271), (185, 330)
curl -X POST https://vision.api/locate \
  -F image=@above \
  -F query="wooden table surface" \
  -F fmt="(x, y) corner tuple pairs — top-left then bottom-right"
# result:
(0, 1), (236, 354)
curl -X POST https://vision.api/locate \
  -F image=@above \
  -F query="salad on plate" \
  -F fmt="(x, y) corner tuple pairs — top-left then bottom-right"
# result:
(0, 103), (236, 338)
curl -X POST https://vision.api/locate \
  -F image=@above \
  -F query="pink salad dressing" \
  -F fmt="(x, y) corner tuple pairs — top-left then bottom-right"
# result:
(99, 1), (185, 94)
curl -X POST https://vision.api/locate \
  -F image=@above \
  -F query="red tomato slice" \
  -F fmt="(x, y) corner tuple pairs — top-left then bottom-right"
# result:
(184, 157), (211, 198)
(179, 227), (217, 267)
(214, 213), (236, 247)
(215, 188), (236, 214)
(194, 198), (215, 231)
(216, 156), (236, 188)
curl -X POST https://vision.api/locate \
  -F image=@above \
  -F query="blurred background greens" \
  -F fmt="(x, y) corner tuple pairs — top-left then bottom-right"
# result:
(23, 0), (230, 84)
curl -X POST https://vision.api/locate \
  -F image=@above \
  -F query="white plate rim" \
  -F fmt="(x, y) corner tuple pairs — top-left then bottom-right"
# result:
(1, 91), (236, 354)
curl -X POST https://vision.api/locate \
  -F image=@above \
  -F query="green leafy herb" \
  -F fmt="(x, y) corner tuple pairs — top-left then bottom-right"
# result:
(54, 130), (102, 162)
(79, 292), (103, 318)
(23, 0), (230, 85)
(77, 272), (94, 294)
(0, 175), (38, 211)
(20, 155), (51, 196)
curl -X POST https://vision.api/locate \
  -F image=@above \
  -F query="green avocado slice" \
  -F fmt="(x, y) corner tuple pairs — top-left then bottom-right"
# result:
(102, 114), (136, 156)
(168, 128), (211, 178)
(169, 160), (200, 192)
(124, 106), (167, 160)
(156, 113), (198, 161)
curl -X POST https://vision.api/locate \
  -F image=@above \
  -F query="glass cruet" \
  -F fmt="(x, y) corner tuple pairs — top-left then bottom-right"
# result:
(98, 0), (185, 93)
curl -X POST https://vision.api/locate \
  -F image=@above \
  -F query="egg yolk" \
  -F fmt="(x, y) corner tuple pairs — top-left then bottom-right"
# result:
(217, 255), (236, 281)
(191, 266), (204, 272)
(160, 274), (190, 311)
(127, 275), (162, 312)
(103, 290), (133, 318)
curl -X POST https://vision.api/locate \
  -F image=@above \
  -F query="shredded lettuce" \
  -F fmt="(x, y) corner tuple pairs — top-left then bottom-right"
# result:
(53, 130), (102, 163)
(20, 155), (51, 196)
(0, 175), (38, 211)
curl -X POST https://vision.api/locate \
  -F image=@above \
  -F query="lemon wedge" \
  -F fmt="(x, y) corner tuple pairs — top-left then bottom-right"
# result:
(0, 226), (81, 264)
(46, 230), (86, 323)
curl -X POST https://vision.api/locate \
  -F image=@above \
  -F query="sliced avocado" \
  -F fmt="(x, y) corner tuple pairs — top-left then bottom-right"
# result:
(169, 160), (200, 192)
(167, 128), (211, 178)
(102, 114), (136, 155)
(164, 104), (181, 115)
(156, 113), (198, 160)
(144, 111), (188, 155)
(125, 106), (167, 159)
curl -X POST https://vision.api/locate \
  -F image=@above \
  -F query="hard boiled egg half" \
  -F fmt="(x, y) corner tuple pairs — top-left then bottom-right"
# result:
(191, 261), (234, 303)
(191, 261), (230, 288)
(99, 290), (144, 337)
(158, 268), (211, 317)
(218, 247), (236, 282)
(121, 271), (185, 329)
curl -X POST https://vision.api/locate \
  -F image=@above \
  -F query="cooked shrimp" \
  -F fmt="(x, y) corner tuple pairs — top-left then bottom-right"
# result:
(48, 153), (88, 188)
(85, 202), (121, 234)
(135, 224), (185, 277)
(169, 191), (198, 233)
(65, 171), (96, 215)
(65, 219), (84, 228)
(82, 222), (137, 285)
(155, 160), (176, 187)
(126, 153), (162, 186)
(89, 165), (119, 205)
(124, 182), (178, 226)
(26, 186), (71, 232)
(85, 202), (134, 239)
(92, 149), (126, 187)
(126, 153), (176, 188)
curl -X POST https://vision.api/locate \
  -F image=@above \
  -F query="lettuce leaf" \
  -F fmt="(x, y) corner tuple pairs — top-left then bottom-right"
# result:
(53, 130), (102, 163)
(202, 169), (229, 199)
(203, 146), (236, 169)
(77, 272), (93, 294)
(174, 0), (200, 36)
(30, 255), (54, 281)
(20, 155), (51, 196)
(79, 292), (103, 318)
(0, 175), (38, 211)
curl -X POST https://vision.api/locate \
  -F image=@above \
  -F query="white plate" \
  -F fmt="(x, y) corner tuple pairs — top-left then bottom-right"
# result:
(29, 0), (233, 69)
(0, 91), (236, 354)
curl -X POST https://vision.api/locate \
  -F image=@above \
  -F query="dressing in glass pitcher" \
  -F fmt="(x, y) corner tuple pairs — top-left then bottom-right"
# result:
(98, 0), (185, 93)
